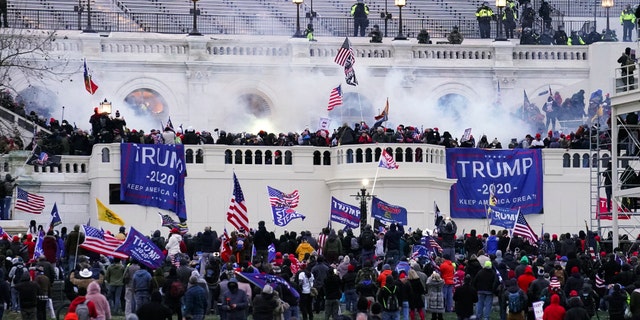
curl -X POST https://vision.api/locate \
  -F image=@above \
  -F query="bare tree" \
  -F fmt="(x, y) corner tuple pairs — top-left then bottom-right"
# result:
(0, 28), (79, 94)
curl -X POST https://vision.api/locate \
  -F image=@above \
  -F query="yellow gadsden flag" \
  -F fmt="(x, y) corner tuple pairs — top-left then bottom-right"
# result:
(96, 198), (125, 226)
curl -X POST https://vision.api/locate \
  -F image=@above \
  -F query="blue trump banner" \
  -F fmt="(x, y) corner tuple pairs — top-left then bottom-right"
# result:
(120, 143), (187, 220)
(446, 148), (543, 218)
(371, 197), (408, 225)
(237, 272), (300, 299)
(115, 227), (165, 269)
(488, 205), (519, 229)
(268, 243), (276, 262)
(330, 197), (361, 229)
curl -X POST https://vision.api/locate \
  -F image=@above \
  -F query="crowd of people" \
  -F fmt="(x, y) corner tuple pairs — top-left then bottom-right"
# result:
(2, 216), (640, 320)
(0, 85), (619, 161)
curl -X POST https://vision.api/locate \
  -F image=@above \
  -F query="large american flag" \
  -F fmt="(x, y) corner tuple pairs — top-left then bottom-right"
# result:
(227, 173), (249, 231)
(327, 85), (343, 111)
(15, 188), (45, 214)
(267, 186), (300, 208)
(80, 225), (128, 259)
(513, 211), (538, 246)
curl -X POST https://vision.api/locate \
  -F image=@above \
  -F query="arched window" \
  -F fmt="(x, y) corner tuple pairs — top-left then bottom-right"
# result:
(101, 148), (110, 163)
(196, 149), (204, 163)
(365, 148), (373, 163)
(563, 153), (570, 167)
(572, 153), (580, 168)
(323, 151), (331, 165)
(185, 149), (194, 163)
(234, 150), (243, 164)
(255, 150), (264, 165)
(284, 151), (293, 165)
(245, 150), (253, 165)
(405, 148), (413, 162)
(313, 151), (321, 165)
(356, 149), (364, 163)
(225, 150), (232, 164)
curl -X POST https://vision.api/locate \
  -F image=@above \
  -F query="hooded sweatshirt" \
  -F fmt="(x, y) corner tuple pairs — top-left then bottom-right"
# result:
(86, 281), (111, 320)
(517, 266), (536, 292)
(543, 294), (566, 320)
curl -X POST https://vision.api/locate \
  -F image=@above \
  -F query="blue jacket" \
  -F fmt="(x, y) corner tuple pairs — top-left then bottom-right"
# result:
(183, 285), (208, 317)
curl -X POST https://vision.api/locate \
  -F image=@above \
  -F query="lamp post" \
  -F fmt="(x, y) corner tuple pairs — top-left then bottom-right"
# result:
(495, 0), (507, 41)
(188, 0), (202, 36)
(305, 0), (316, 24)
(353, 179), (372, 233)
(99, 98), (112, 114)
(394, 0), (407, 40)
(293, 0), (304, 37)
(602, 0), (614, 41)
(380, 0), (392, 37)
(74, 0), (95, 32)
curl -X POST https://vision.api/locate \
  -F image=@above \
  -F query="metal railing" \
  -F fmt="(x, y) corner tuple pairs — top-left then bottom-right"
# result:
(5, 8), (584, 39)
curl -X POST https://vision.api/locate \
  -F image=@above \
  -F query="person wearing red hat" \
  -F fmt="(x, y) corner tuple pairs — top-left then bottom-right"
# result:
(564, 266), (584, 297)
(165, 228), (183, 262)
(565, 289), (590, 319)
(531, 133), (545, 148)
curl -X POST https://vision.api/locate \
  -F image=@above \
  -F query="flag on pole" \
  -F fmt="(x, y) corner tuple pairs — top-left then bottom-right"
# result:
(50, 202), (62, 227)
(32, 231), (44, 260)
(334, 38), (358, 86)
(378, 149), (399, 169)
(334, 37), (354, 66)
(267, 186), (306, 227)
(434, 201), (441, 228)
(374, 98), (389, 121)
(166, 117), (175, 132)
(83, 59), (99, 95)
(157, 212), (189, 234)
(513, 210), (538, 246)
(227, 173), (249, 231)
(80, 225), (128, 259)
(327, 85), (343, 111)
(96, 198), (126, 226)
(15, 188), (45, 214)
(524, 90), (530, 105)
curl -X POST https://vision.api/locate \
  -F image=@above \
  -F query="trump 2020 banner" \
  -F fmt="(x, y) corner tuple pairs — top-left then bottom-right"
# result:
(446, 148), (543, 218)
(120, 143), (187, 220)
(371, 196), (408, 225)
(330, 197), (361, 229)
(115, 227), (165, 269)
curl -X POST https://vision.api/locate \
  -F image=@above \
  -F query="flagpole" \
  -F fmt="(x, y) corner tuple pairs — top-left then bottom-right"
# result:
(73, 226), (81, 271)
(506, 208), (520, 252)
(356, 87), (364, 122)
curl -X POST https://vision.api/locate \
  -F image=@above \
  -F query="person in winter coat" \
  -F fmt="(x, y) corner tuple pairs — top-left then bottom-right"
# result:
(453, 274), (477, 320)
(85, 280), (111, 320)
(564, 266), (584, 296)
(322, 230), (342, 264)
(407, 269), (425, 320)
(604, 284), (628, 319)
(295, 238), (315, 262)
(184, 276), (208, 320)
(564, 290), (590, 320)
(426, 271), (445, 320)
(503, 278), (527, 320)
(472, 261), (497, 320)
(543, 294), (566, 320)
(136, 291), (172, 320)
(68, 286), (99, 319)
(42, 230), (58, 264)
(165, 229), (183, 261)
(105, 258), (125, 315)
(252, 284), (279, 320)
(439, 255), (455, 312)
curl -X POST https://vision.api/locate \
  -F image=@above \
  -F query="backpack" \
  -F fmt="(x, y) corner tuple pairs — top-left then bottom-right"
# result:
(383, 286), (399, 311)
(507, 291), (523, 313)
(169, 280), (185, 298)
(350, 237), (360, 251)
(75, 300), (90, 320)
(356, 267), (376, 284)
(627, 56), (636, 73)
(12, 265), (25, 285)
(361, 231), (375, 250)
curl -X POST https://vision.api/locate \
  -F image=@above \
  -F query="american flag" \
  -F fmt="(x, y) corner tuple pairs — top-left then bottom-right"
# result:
(80, 225), (128, 259)
(267, 186), (300, 208)
(157, 212), (189, 234)
(227, 173), (249, 231)
(327, 85), (343, 111)
(423, 235), (443, 253)
(334, 37), (354, 67)
(513, 211), (538, 246)
(434, 201), (441, 227)
(15, 188), (45, 214)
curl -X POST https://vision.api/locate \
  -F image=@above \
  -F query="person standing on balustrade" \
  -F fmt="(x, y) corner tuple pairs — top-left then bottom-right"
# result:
(350, 0), (369, 37)
(475, 2), (494, 39)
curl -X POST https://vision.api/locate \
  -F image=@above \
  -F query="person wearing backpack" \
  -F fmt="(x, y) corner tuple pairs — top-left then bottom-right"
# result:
(132, 265), (152, 313)
(502, 278), (527, 320)
(359, 224), (376, 264)
(8, 257), (27, 313)
(161, 267), (183, 320)
(14, 271), (38, 320)
(68, 286), (98, 320)
(377, 275), (400, 319)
